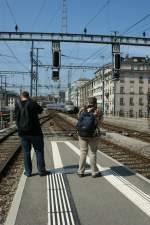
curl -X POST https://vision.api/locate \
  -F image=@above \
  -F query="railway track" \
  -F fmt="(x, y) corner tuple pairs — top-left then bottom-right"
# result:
(102, 122), (150, 143)
(99, 139), (150, 179)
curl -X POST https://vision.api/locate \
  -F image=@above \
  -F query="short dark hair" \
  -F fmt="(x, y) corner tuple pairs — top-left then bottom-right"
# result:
(88, 97), (97, 106)
(21, 91), (29, 98)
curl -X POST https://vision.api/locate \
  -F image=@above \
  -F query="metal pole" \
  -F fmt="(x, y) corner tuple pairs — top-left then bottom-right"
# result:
(30, 41), (34, 97)
(4, 76), (7, 106)
(102, 67), (104, 113)
(76, 89), (78, 108)
(0, 114), (3, 129)
(35, 48), (39, 97)
(10, 109), (13, 126)
(113, 80), (116, 116)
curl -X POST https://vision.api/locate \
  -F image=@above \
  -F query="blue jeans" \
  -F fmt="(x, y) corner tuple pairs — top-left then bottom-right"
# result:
(20, 135), (46, 175)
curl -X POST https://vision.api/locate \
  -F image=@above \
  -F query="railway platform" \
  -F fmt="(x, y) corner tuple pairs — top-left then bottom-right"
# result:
(5, 136), (150, 225)
(104, 116), (150, 133)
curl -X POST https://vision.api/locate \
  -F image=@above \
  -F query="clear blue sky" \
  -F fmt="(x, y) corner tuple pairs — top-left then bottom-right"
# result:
(1, 0), (150, 95)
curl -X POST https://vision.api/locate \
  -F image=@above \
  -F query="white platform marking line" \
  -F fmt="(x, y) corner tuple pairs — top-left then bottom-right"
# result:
(53, 175), (61, 225)
(51, 141), (63, 168)
(65, 141), (150, 217)
(47, 141), (76, 225)
(98, 149), (150, 184)
(4, 148), (34, 225)
(60, 174), (72, 225)
(47, 175), (51, 225)
(55, 174), (65, 224)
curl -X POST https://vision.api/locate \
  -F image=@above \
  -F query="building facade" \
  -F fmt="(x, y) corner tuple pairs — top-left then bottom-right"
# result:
(65, 78), (90, 106)
(78, 56), (150, 117)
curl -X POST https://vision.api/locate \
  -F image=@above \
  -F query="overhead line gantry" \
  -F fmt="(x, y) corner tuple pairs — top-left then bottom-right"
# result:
(0, 31), (149, 46)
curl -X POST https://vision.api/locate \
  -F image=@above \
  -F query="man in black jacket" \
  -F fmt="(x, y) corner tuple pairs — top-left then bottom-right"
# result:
(15, 91), (48, 177)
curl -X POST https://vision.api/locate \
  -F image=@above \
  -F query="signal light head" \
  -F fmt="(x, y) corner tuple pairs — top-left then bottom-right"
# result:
(52, 70), (59, 80)
(53, 51), (60, 68)
(114, 53), (120, 70)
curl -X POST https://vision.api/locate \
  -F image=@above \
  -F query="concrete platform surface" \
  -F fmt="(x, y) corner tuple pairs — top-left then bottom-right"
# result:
(5, 137), (150, 225)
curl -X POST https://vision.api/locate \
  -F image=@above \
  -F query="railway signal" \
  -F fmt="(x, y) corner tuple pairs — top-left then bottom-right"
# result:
(112, 44), (120, 81)
(52, 41), (61, 80)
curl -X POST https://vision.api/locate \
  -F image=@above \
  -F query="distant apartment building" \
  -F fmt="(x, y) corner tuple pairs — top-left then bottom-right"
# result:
(0, 89), (18, 111)
(65, 78), (90, 106)
(78, 56), (150, 117)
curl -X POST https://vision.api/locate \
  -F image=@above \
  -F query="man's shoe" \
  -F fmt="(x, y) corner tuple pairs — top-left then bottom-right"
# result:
(24, 172), (31, 177)
(77, 173), (84, 178)
(92, 172), (102, 178)
(39, 170), (51, 176)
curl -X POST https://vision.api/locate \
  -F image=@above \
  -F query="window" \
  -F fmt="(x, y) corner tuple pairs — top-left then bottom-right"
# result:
(120, 87), (124, 94)
(120, 98), (124, 105)
(139, 76), (144, 83)
(129, 110), (134, 117)
(129, 97), (134, 106)
(120, 79), (124, 83)
(148, 78), (150, 84)
(119, 110), (124, 117)
(139, 98), (143, 105)
(139, 87), (143, 94)
(130, 87), (134, 94)
(133, 65), (138, 70)
(130, 80), (134, 83)
(139, 110), (143, 117)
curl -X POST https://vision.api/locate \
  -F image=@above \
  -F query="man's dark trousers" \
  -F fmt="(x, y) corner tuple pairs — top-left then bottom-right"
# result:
(20, 135), (45, 175)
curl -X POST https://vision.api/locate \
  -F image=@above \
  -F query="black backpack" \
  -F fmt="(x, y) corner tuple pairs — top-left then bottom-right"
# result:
(17, 100), (31, 132)
(76, 111), (97, 137)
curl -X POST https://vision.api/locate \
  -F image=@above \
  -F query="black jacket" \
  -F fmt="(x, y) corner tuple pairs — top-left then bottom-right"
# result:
(15, 98), (43, 136)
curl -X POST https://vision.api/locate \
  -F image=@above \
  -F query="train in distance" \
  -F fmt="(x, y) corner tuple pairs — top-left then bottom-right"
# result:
(46, 101), (79, 114)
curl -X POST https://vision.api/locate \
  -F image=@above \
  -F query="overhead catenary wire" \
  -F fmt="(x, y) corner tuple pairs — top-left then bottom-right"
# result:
(5, 0), (20, 29)
(2, 0), (30, 70)
(31, 0), (48, 30)
(122, 12), (150, 35)
(84, 0), (110, 29)
(47, 5), (62, 30)
(81, 10), (150, 69)
(4, 42), (29, 70)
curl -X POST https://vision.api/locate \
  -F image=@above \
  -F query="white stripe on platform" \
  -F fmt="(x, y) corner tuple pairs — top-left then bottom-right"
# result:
(47, 175), (51, 225)
(51, 141), (63, 169)
(47, 141), (76, 225)
(5, 149), (35, 225)
(65, 141), (150, 217)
